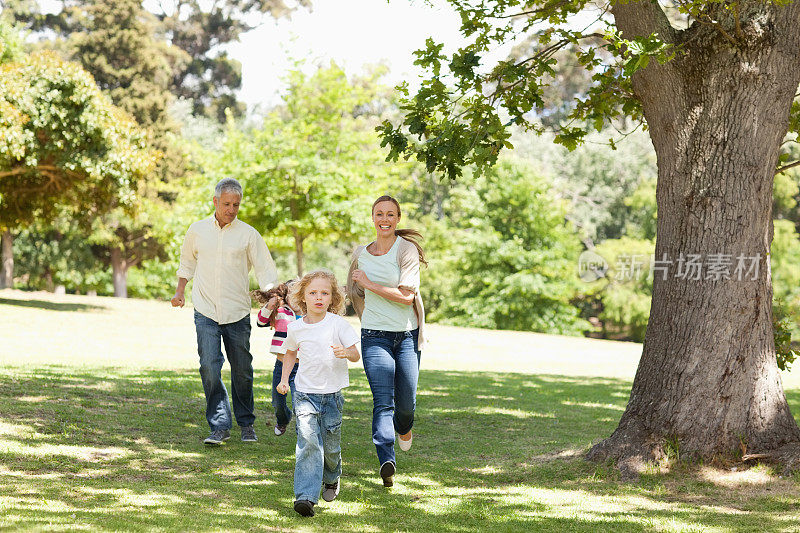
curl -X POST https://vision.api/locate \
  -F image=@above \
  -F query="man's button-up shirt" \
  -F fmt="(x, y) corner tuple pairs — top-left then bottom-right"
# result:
(176, 215), (277, 324)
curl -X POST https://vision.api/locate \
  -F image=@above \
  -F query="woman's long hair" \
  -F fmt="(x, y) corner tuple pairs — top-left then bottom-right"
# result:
(372, 195), (428, 267)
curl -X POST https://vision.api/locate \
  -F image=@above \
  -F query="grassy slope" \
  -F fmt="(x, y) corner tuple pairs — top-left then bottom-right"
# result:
(1, 289), (799, 532)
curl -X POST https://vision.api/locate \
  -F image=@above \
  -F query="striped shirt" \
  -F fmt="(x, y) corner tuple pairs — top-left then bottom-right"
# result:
(257, 306), (299, 355)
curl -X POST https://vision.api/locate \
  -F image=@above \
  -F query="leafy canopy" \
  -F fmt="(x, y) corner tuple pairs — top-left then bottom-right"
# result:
(378, 1), (687, 179)
(215, 63), (395, 272)
(0, 30), (156, 228)
(423, 157), (590, 335)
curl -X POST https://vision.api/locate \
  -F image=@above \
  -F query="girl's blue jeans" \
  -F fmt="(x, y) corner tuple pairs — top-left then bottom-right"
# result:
(293, 391), (344, 503)
(361, 328), (420, 467)
(271, 358), (298, 427)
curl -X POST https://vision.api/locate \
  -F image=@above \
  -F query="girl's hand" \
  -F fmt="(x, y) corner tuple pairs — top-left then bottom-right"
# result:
(266, 295), (279, 311)
(276, 382), (290, 395)
(332, 344), (347, 358)
(351, 269), (371, 288)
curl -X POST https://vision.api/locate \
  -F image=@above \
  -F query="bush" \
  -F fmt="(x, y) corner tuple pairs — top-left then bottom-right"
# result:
(421, 158), (590, 335)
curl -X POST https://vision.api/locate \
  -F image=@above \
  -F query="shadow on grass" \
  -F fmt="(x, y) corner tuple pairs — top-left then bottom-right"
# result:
(0, 366), (798, 531)
(0, 297), (107, 312)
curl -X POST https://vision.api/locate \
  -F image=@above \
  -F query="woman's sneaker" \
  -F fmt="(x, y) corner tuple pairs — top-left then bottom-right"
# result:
(398, 430), (413, 452)
(379, 461), (395, 487)
(293, 500), (315, 517)
(322, 480), (340, 502)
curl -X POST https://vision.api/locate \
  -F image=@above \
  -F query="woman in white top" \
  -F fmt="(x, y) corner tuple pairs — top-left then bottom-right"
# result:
(347, 195), (426, 487)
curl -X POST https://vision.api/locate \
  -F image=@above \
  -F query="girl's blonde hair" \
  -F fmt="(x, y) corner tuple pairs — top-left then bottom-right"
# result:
(287, 269), (346, 316)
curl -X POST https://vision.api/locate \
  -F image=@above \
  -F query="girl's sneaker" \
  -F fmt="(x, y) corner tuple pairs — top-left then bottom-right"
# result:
(322, 480), (339, 502)
(274, 424), (287, 436)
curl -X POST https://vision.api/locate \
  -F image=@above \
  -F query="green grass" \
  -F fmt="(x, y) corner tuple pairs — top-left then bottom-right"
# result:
(2, 289), (800, 531)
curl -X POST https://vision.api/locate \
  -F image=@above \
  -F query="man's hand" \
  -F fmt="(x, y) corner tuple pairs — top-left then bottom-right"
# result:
(276, 381), (290, 395)
(171, 292), (185, 307)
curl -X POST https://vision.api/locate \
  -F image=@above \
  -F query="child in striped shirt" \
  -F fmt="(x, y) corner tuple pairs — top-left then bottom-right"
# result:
(252, 281), (300, 436)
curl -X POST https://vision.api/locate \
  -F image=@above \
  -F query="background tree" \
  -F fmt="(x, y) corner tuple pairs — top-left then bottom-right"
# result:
(0, 21), (155, 289)
(513, 127), (657, 246)
(382, 1), (800, 472)
(0, 17), (23, 288)
(2, 0), (311, 122)
(422, 158), (590, 335)
(12, 213), (107, 293)
(69, 0), (180, 297)
(152, 0), (310, 121)
(217, 64), (393, 276)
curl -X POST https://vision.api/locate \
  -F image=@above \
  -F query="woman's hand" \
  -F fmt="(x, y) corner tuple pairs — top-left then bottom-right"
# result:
(351, 269), (371, 289)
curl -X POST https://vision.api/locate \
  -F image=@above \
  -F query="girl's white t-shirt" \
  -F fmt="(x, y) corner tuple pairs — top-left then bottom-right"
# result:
(284, 313), (360, 394)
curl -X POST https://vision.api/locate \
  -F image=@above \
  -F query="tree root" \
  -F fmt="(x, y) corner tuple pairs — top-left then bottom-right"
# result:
(742, 442), (800, 474)
(586, 420), (665, 480)
(591, 422), (800, 478)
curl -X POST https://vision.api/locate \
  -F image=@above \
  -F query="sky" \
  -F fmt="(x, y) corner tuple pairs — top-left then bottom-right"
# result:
(223, 0), (469, 110)
(33, 0), (472, 110)
(33, 0), (586, 113)
(223, 1), (608, 111)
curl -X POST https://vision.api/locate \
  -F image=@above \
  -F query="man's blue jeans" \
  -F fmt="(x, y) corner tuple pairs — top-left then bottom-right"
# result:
(272, 358), (298, 427)
(194, 310), (255, 430)
(361, 328), (420, 467)
(293, 391), (343, 503)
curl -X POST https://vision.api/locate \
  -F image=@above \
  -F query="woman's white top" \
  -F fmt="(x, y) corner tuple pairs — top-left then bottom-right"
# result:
(358, 237), (419, 332)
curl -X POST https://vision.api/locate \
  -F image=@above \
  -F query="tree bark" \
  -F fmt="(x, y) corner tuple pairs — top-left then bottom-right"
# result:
(111, 247), (129, 298)
(292, 228), (305, 277)
(588, 2), (800, 474)
(0, 230), (12, 289)
(44, 268), (54, 293)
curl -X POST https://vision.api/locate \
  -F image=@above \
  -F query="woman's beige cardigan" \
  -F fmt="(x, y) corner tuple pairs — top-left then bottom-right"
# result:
(346, 237), (426, 350)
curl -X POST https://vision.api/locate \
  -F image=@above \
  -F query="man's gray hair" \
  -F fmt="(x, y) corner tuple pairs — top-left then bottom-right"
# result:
(214, 178), (243, 199)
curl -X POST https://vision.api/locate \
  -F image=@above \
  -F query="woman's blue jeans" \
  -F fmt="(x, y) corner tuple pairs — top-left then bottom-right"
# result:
(361, 328), (420, 467)
(271, 358), (298, 427)
(293, 391), (344, 503)
(194, 310), (255, 430)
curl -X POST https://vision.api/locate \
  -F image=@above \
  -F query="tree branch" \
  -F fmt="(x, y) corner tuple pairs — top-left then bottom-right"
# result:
(733, 1), (746, 42)
(491, 0), (572, 20)
(611, 1), (683, 123)
(775, 160), (800, 175)
(611, 0), (678, 45)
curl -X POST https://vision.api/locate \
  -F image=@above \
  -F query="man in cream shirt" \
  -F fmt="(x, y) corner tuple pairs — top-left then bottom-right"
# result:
(171, 178), (278, 445)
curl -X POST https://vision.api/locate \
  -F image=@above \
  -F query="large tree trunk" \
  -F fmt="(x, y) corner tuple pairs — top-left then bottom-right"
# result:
(588, 2), (800, 474)
(0, 230), (12, 289)
(110, 247), (129, 298)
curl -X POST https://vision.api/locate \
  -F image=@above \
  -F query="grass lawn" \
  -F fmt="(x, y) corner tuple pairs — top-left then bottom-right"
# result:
(2, 289), (800, 531)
